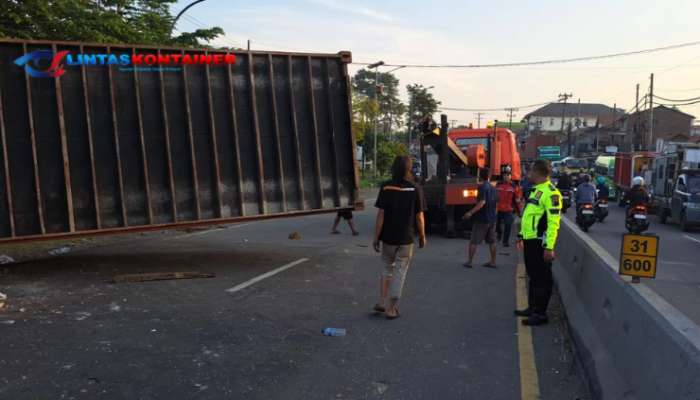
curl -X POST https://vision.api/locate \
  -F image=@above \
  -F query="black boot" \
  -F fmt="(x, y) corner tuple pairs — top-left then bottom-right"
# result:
(514, 308), (534, 317)
(522, 314), (549, 326)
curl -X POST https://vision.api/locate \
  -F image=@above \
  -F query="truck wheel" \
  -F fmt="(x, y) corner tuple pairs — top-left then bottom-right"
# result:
(657, 208), (668, 224)
(680, 212), (690, 232)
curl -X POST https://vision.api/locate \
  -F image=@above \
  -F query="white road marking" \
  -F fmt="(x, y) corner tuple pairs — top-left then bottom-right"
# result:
(684, 235), (700, 245)
(226, 258), (309, 293)
(173, 222), (260, 240)
(660, 260), (695, 267)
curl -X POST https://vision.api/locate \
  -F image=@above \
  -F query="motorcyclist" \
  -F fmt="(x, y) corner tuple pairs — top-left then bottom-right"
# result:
(575, 174), (597, 217)
(623, 176), (651, 209)
(556, 171), (574, 190)
(596, 176), (610, 200)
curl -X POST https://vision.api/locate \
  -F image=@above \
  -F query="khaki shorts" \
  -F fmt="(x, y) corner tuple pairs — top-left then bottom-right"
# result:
(471, 222), (496, 245)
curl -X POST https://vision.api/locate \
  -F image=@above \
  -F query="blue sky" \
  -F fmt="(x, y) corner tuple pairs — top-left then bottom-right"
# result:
(174, 0), (700, 123)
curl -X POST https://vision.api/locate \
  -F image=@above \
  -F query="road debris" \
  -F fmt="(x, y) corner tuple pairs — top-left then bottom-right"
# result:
(2, 320), (15, 325)
(373, 381), (389, 394)
(49, 247), (71, 255)
(0, 255), (15, 264)
(0, 292), (6, 309)
(112, 272), (215, 283)
(289, 232), (301, 239)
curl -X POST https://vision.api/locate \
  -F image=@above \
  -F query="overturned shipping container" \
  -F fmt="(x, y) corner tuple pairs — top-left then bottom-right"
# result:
(0, 39), (361, 244)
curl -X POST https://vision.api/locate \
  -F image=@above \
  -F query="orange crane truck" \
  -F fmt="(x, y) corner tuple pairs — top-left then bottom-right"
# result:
(419, 115), (522, 237)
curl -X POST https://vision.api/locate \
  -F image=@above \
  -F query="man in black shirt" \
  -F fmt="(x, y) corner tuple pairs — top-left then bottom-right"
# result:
(373, 155), (428, 320)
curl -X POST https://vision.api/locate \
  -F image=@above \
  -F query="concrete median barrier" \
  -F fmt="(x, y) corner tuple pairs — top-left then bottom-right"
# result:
(553, 217), (700, 400)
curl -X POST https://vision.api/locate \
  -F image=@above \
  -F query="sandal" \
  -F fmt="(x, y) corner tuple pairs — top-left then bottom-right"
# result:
(330, 231), (340, 234)
(386, 309), (401, 320)
(352, 232), (359, 236)
(373, 304), (386, 312)
(462, 262), (473, 268)
(482, 263), (497, 269)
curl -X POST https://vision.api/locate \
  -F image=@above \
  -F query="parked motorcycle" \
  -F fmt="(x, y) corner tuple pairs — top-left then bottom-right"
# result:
(626, 206), (649, 234)
(577, 203), (596, 232)
(561, 190), (571, 214)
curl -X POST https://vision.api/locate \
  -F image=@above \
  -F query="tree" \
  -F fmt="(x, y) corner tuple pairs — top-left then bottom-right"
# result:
(376, 140), (409, 176)
(0, 0), (225, 47)
(405, 84), (441, 136)
(352, 69), (406, 132)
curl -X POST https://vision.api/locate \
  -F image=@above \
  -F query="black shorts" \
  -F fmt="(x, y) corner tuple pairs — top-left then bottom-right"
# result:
(338, 211), (353, 220)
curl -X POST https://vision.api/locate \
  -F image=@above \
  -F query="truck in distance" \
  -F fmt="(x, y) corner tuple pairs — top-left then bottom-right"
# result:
(651, 146), (700, 231)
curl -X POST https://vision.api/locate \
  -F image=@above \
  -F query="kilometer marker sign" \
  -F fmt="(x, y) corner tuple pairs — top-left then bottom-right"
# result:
(619, 234), (659, 280)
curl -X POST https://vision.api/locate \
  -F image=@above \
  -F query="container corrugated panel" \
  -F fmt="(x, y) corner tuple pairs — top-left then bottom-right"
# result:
(0, 39), (361, 244)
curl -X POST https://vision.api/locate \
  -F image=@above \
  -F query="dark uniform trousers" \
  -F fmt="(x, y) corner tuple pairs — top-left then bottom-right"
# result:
(523, 239), (553, 313)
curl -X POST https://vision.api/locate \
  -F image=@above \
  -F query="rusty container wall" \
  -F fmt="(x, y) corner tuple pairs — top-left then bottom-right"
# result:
(0, 39), (360, 244)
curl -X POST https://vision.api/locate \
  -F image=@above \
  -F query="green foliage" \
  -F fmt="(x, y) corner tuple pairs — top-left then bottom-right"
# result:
(352, 69), (406, 132)
(405, 84), (441, 135)
(376, 140), (409, 176)
(0, 0), (226, 47)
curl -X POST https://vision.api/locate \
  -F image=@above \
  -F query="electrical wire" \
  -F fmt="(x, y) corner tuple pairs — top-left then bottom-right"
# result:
(654, 100), (700, 107)
(352, 40), (700, 68)
(169, 5), (245, 48)
(653, 94), (700, 103)
(656, 87), (700, 92)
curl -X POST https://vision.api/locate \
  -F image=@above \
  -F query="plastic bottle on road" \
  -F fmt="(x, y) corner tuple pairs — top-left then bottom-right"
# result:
(321, 328), (346, 337)
(49, 247), (71, 255)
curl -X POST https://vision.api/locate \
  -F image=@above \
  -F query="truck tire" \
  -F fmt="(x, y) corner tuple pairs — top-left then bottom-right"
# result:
(657, 208), (668, 224)
(681, 211), (690, 232)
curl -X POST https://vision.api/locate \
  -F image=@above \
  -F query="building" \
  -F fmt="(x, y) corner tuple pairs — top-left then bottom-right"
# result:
(691, 123), (700, 136)
(524, 103), (625, 136)
(623, 105), (695, 151)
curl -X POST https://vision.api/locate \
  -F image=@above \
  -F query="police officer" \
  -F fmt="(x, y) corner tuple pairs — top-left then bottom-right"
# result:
(515, 159), (562, 326)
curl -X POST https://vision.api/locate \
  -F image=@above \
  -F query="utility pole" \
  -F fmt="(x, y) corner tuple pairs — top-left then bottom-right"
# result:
(575, 99), (581, 157)
(450, 119), (458, 129)
(648, 73), (654, 151)
(634, 85), (640, 149)
(367, 61), (384, 178)
(247, 40), (251, 51)
(474, 112), (485, 129)
(559, 93), (573, 155)
(568, 111), (573, 158)
(505, 108), (518, 129)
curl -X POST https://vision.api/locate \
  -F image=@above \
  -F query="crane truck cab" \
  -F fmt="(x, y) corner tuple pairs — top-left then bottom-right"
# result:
(419, 117), (522, 237)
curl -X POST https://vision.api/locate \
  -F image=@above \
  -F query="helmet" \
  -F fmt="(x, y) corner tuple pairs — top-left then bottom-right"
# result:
(561, 170), (569, 177)
(633, 176), (644, 186)
(582, 174), (591, 182)
(597, 177), (606, 185)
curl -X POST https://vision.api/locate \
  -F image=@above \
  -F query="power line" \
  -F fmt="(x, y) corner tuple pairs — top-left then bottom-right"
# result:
(653, 94), (700, 103)
(353, 39), (700, 68)
(437, 101), (553, 112)
(656, 87), (700, 93)
(170, 5), (245, 48)
(654, 100), (700, 107)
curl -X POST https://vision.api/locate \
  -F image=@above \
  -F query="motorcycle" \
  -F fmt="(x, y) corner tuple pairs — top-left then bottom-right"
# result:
(594, 190), (609, 222)
(560, 190), (571, 213)
(626, 205), (649, 234)
(576, 203), (596, 232)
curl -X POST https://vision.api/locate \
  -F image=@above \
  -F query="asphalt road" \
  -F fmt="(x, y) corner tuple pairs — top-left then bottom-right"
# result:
(561, 201), (700, 325)
(0, 190), (587, 400)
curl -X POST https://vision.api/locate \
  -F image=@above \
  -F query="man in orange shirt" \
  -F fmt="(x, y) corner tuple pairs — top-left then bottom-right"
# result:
(495, 171), (522, 247)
